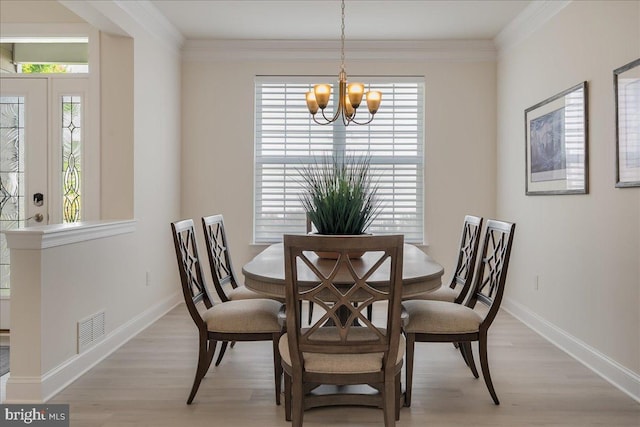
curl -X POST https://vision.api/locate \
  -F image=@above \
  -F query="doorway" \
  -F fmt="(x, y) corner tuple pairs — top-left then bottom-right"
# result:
(0, 76), (88, 331)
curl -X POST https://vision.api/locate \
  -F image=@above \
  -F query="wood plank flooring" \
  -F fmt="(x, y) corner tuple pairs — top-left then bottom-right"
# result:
(50, 304), (639, 426)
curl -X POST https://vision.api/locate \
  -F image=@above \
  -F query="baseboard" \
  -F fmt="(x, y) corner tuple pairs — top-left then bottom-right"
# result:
(4, 293), (181, 403)
(502, 297), (640, 403)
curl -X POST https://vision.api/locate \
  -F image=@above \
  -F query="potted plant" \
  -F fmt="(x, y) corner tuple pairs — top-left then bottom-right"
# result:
(298, 154), (382, 240)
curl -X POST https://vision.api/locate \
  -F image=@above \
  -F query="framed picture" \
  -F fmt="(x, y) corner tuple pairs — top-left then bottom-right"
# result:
(525, 82), (588, 195)
(614, 58), (640, 188)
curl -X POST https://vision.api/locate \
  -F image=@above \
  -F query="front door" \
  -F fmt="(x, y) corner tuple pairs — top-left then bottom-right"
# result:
(0, 78), (49, 329)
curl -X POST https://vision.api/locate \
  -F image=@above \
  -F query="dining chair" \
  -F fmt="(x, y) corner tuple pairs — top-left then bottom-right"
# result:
(281, 234), (405, 427)
(171, 219), (284, 405)
(202, 214), (286, 365)
(405, 215), (483, 304)
(402, 219), (515, 406)
(202, 214), (275, 302)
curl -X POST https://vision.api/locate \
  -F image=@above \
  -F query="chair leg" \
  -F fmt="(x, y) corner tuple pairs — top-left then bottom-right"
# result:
(394, 371), (401, 421)
(284, 372), (292, 421)
(187, 336), (216, 404)
(215, 341), (228, 366)
(461, 342), (479, 378)
(367, 304), (373, 321)
(404, 333), (415, 407)
(291, 375), (304, 427)
(383, 373), (396, 427)
(230, 341), (236, 348)
(479, 334), (500, 405)
(458, 341), (470, 367)
(272, 333), (282, 405)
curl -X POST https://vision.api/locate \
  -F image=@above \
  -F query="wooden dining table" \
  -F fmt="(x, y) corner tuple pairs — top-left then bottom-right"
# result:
(242, 242), (444, 298)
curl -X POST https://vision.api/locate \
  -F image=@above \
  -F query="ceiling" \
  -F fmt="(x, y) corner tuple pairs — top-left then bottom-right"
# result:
(150, 0), (532, 41)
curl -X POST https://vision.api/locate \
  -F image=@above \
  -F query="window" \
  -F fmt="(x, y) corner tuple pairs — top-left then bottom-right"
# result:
(61, 95), (83, 222)
(254, 76), (424, 243)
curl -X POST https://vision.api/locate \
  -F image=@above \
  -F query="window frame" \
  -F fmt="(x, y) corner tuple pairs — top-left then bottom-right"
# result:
(254, 75), (425, 244)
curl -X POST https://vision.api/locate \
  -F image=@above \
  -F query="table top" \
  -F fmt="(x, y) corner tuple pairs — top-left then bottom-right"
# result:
(242, 243), (444, 298)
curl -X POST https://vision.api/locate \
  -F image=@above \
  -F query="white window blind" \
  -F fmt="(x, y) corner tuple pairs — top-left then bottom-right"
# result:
(254, 76), (424, 243)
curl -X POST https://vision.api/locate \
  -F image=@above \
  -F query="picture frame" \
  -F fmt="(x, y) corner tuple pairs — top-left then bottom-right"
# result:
(525, 81), (588, 195)
(614, 58), (640, 188)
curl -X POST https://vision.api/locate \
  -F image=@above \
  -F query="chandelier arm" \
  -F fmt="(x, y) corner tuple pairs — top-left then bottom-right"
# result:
(320, 105), (342, 124)
(312, 115), (335, 126)
(346, 113), (376, 126)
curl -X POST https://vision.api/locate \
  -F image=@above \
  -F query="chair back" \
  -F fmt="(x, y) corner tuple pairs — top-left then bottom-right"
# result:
(202, 214), (241, 302)
(467, 219), (516, 328)
(450, 215), (483, 304)
(171, 219), (215, 331)
(283, 234), (404, 369)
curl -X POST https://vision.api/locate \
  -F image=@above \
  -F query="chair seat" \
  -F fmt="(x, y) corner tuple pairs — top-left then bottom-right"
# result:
(405, 286), (458, 302)
(203, 299), (282, 333)
(279, 327), (405, 374)
(228, 285), (285, 303)
(403, 300), (483, 334)
(227, 285), (266, 300)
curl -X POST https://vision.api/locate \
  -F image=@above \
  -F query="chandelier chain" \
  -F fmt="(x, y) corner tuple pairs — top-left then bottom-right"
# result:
(340, 0), (345, 73)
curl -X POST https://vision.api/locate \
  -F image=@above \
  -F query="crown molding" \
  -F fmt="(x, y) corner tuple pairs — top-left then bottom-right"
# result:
(182, 39), (497, 63)
(495, 0), (571, 57)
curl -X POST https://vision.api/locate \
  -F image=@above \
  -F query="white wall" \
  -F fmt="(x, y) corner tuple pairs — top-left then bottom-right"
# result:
(181, 54), (497, 278)
(1, 0), (183, 402)
(59, 0), (184, 370)
(497, 0), (640, 381)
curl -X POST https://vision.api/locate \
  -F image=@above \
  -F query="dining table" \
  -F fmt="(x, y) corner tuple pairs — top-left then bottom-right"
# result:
(242, 242), (444, 298)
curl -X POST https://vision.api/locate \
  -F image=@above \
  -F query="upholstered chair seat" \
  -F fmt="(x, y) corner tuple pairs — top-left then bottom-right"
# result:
(203, 299), (282, 333)
(226, 285), (266, 301)
(406, 286), (459, 303)
(403, 300), (483, 334)
(279, 327), (405, 374)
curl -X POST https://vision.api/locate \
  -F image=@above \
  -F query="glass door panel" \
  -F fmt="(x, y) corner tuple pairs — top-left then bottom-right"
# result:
(0, 78), (48, 298)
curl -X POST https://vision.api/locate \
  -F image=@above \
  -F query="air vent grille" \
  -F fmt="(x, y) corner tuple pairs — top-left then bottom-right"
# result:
(78, 310), (105, 353)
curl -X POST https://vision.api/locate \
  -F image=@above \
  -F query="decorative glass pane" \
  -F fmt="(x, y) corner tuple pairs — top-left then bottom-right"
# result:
(62, 95), (82, 223)
(0, 96), (26, 295)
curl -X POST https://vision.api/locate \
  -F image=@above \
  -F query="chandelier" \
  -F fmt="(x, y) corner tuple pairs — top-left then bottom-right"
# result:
(305, 0), (381, 126)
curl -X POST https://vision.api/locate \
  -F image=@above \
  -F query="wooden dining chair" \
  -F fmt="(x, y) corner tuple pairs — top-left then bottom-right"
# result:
(202, 214), (286, 365)
(405, 215), (483, 304)
(171, 219), (284, 405)
(402, 219), (515, 406)
(281, 234), (405, 427)
(202, 214), (275, 303)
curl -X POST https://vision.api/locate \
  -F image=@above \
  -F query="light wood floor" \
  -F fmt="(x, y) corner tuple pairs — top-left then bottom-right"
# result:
(50, 304), (639, 426)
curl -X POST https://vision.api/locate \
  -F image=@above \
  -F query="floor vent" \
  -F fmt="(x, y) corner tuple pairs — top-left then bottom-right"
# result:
(77, 310), (105, 353)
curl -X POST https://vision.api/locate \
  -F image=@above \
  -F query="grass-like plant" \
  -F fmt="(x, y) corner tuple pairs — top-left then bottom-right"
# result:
(298, 154), (382, 235)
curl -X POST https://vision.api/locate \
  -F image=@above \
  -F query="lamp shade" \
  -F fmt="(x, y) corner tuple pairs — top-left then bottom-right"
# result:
(314, 84), (331, 109)
(366, 91), (382, 114)
(306, 92), (319, 114)
(347, 83), (364, 108)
